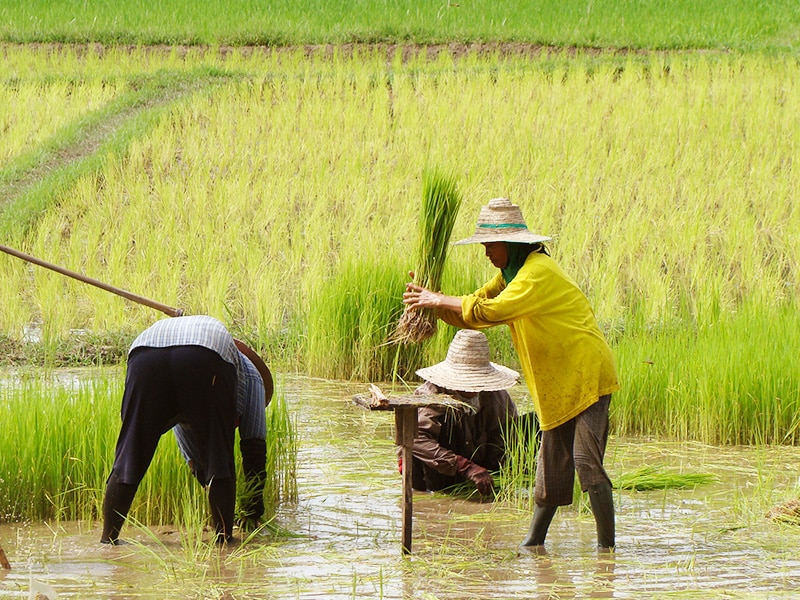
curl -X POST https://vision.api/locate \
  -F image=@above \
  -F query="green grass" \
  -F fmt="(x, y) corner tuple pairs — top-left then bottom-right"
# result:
(0, 369), (297, 527)
(1, 0), (799, 51)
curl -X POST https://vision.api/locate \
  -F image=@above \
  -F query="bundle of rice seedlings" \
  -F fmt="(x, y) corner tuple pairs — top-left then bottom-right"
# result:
(765, 498), (800, 525)
(615, 465), (717, 491)
(391, 168), (462, 344)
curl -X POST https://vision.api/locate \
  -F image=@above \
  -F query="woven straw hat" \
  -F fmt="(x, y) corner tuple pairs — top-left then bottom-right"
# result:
(234, 339), (274, 406)
(454, 197), (551, 246)
(416, 330), (519, 392)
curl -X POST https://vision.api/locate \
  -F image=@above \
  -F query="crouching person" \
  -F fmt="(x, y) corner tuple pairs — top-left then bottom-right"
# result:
(402, 329), (519, 497)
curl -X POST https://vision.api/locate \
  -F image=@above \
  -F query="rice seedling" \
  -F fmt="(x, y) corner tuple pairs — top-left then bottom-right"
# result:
(614, 465), (717, 491)
(391, 168), (462, 344)
(766, 499), (800, 526)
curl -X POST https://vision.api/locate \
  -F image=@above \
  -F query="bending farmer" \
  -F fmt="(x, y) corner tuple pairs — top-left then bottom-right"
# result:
(403, 198), (619, 551)
(100, 315), (272, 545)
(404, 329), (519, 497)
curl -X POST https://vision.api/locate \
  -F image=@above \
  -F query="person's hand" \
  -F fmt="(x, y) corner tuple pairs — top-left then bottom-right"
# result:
(403, 281), (442, 310)
(403, 271), (463, 314)
(455, 455), (494, 496)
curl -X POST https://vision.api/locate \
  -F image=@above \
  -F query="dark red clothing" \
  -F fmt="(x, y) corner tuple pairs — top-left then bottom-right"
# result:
(409, 381), (517, 491)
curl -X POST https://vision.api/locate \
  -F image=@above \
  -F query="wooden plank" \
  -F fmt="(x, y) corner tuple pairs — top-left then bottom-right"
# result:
(353, 391), (475, 413)
(395, 406), (417, 555)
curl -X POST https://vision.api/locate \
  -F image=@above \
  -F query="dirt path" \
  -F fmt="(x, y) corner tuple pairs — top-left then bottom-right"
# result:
(0, 71), (231, 210)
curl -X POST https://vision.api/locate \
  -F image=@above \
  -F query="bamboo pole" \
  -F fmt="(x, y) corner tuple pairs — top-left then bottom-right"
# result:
(0, 244), (183, 317)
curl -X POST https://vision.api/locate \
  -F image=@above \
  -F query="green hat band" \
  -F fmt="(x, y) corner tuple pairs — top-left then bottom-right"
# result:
(478, 223), (528, 229)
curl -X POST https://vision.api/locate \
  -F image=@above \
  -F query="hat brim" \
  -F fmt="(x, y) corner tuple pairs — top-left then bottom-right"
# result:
(454, 230), (551, 245)
(234, 339), (274, 406)
(416, 361), (519, 392)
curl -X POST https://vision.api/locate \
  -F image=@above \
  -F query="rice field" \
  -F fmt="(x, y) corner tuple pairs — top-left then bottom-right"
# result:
(0, 45), (798, 446)
(3, 376), (800, 598)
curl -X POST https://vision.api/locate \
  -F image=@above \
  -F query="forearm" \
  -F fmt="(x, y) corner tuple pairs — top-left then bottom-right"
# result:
(412, 437), (461, 477)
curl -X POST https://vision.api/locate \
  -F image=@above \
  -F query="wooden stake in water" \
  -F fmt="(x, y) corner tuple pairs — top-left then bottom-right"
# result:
(353, 386), (472, 555)
(395, 405), (417, 555)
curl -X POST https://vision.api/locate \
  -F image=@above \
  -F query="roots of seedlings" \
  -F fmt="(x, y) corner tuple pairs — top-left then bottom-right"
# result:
(390, 307), (437, 344)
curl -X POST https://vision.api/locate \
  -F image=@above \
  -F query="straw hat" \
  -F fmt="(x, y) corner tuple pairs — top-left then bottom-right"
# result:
(416, 330), (519, 392)
(234, 339), (274, 406)
(454, 198), (551, 246)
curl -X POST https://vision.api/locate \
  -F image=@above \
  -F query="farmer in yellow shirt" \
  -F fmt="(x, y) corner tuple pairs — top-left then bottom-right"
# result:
(403, 197), (619, 552)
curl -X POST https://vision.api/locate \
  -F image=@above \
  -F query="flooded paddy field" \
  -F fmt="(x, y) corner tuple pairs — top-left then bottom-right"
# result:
(1, 374), (799, 599)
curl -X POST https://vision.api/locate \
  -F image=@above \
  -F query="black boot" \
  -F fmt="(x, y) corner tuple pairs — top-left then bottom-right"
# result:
(208, 477), (236, 544)
(100, 472), (138, 544)
(520, 504), (558, 548)
(587, 482), (615, 550)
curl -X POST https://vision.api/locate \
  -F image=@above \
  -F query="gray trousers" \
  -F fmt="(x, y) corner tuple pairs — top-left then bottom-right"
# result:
(534, 394), (612, 506)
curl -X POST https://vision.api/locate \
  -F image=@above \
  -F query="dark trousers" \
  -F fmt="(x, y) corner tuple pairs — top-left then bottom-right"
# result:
(110, 345), (237, 486)
(534, 395), (612, 506)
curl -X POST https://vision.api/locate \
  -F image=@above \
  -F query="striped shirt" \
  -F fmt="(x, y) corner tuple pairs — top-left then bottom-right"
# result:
(129, 315), (241, 368)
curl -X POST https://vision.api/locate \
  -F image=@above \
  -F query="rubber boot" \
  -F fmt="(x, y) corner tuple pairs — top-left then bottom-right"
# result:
(587, 481), (615, 550)
(520, 504), (558, 548)
(208, 477), (236, 544)
(100, 472), (138, 544)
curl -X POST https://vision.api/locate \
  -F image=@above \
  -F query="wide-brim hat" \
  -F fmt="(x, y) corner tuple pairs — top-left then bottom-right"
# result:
(454, 197), (551, 246)
(415, 329), (519, 392)
(234, 339), (274, 406)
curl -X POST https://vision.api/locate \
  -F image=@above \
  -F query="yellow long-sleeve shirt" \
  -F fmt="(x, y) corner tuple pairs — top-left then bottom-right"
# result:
(439, 252), (619, 431)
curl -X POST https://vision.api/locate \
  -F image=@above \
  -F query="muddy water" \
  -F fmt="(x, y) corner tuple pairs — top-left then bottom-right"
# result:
(2, 374), (800, 599)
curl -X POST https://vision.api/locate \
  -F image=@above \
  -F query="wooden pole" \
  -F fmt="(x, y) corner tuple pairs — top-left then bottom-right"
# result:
(0, 244), (183, 318)
(395, 405), (418, 555)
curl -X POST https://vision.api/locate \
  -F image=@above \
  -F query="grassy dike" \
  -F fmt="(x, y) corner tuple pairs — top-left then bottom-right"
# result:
(1, 0), (799, 51)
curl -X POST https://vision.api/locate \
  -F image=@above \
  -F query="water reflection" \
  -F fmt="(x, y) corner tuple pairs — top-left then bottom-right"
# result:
(1, 373), (800, 598)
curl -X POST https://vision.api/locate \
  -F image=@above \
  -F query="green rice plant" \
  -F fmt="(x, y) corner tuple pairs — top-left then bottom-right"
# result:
(614, 465), (717, 491)
(0, 369), (297, 527)
(0, 47), (799, 442)
(305, 248), (438, 381)
(613, 300), (800, 445)
(494, 412), (538, 510)
(392, 168), (462, 344)
(260, 391), (299, 506)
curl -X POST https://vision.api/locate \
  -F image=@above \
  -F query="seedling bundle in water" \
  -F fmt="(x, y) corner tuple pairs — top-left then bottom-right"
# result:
(392, 168), (462, 344)
(614, 465), (717, 491)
